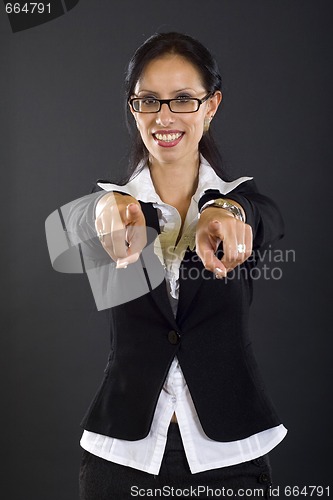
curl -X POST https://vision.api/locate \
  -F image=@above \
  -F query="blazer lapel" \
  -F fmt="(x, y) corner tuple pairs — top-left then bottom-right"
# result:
(141, 201), (179, 329)
(149, 280), (179, 329)
(176, 249), (205, 324)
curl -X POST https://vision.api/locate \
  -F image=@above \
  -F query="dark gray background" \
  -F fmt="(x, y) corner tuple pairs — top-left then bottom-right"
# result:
(1, 1), (332, 499)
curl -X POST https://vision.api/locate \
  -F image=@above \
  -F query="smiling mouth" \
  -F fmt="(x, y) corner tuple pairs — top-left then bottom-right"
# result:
(153, 132), (183, 142)
(152, 132), (185, 147)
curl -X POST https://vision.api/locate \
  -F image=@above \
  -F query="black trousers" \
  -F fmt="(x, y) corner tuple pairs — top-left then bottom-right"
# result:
(79, 423), (273, 499)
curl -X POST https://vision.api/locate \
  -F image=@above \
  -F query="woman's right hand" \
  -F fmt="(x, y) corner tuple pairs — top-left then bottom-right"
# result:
(94, 193), (147, 268)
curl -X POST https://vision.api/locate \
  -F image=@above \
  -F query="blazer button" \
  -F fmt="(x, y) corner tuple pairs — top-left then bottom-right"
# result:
(168, 330), (180, 345)
(258, 472), (270, 484)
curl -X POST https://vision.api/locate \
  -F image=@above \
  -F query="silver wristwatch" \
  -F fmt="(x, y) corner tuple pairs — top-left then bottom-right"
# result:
(199, 198), (245, 222)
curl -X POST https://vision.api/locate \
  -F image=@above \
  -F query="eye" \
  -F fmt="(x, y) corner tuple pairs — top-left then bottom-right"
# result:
(175, 95), (192, 102)
(142, 97), (158, 106)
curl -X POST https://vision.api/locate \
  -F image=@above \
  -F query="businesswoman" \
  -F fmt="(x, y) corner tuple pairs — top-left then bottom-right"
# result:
(49, 32), (287, 499)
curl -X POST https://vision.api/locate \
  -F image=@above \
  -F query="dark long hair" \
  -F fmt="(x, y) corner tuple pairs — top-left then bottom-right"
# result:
(119, 32), (227, 184)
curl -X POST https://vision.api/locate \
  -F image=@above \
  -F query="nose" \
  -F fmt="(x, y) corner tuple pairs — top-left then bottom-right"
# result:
(155, 102), (175, 127)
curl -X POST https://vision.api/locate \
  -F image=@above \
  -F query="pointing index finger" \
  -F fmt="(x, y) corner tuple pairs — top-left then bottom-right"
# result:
(116, 203), (147, 267)
(125, 203), (142, 225)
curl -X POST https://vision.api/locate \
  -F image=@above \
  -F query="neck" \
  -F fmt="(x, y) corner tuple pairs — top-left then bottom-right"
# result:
(149, 154), (200, 206)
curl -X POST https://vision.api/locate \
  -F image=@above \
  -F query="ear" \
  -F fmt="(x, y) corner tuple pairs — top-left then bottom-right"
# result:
(128, 99), (137, 120)
(206, 91), (222, 117)
(128, 101), (141, 131)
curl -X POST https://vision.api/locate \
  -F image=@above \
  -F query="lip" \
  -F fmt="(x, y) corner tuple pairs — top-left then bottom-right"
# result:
(152, 130), (185, 148)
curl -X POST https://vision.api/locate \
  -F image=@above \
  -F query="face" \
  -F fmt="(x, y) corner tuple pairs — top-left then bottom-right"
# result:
(130, 54), (222, 168)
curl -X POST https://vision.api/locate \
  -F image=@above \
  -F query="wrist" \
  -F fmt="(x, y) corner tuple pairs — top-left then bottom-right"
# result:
(95, 192), (137, 218)
(199, 198), (246, 222)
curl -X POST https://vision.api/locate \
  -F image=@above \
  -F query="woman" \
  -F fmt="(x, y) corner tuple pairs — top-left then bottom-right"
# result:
(47, 32), (287, 499)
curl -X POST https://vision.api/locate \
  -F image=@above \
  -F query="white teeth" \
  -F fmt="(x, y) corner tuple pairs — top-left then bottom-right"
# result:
(154, 133), (182, 142)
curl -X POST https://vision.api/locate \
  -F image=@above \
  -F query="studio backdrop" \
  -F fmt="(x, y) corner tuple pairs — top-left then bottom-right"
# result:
(1, 1), (332, 499)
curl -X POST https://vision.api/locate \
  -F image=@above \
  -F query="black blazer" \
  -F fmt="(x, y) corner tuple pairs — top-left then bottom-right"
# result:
(47, 180), (284, 441)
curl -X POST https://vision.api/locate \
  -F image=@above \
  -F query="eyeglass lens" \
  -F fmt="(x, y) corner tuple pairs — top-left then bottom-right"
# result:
(132, 98), (199, 113)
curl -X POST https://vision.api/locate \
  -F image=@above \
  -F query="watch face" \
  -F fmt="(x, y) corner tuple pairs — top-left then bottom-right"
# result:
(212, 199), (227, 208)
(217, 200), (243, 221)
(219, 201), (231, 209)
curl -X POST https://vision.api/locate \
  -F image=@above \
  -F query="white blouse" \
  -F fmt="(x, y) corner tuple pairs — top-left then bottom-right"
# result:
(80, 157), (287, 474)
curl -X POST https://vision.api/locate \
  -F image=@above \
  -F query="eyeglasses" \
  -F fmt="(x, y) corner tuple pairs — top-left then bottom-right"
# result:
(129, 93), (213, 113)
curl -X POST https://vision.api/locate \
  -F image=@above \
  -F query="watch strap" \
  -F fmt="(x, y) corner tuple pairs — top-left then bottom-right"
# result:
(199, 198), (245, 222)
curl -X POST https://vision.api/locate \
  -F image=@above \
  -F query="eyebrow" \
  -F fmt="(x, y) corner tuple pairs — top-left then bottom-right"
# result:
(136, 88), (199, 95)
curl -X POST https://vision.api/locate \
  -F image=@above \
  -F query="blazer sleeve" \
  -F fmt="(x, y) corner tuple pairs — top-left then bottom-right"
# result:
(198, 180), (285, 251)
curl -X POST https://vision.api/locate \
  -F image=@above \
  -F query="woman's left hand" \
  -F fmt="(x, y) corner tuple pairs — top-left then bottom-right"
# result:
(195, 207), (253, 278)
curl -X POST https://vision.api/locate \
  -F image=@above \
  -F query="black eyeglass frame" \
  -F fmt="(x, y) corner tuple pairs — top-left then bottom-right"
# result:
(129, 92), (214, 114)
